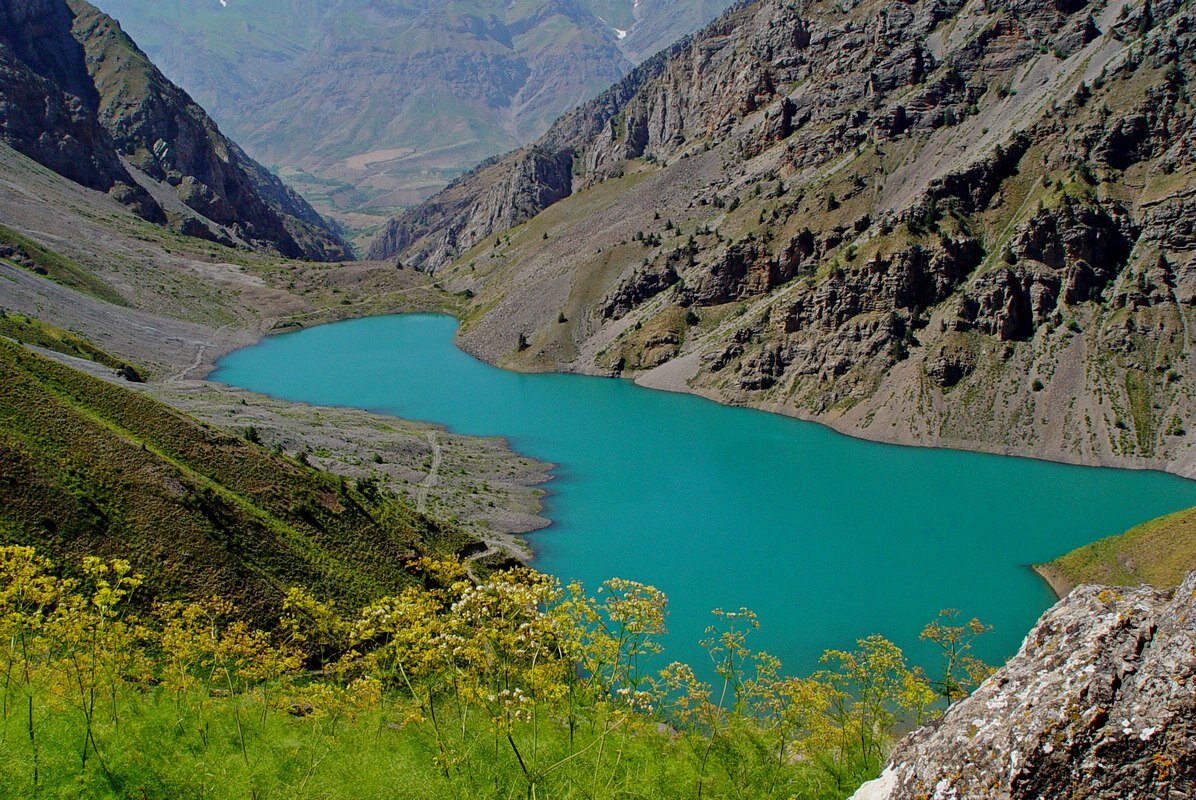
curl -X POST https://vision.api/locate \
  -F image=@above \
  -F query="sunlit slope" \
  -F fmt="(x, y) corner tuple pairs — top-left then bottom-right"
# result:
(0, 338), (472, 622)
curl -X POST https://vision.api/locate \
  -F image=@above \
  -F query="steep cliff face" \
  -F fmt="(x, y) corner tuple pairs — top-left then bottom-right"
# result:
(851, 572), (1196, 800)
(0, 0), (349, 261)
(371, 0), (1196, 477)
(0, 0), (161, 219)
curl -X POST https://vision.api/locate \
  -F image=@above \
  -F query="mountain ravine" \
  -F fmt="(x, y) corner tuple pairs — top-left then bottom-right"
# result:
(93, 0), (738, 240)
(370, 0), (1196, 479)
(0, 0), (349, 260)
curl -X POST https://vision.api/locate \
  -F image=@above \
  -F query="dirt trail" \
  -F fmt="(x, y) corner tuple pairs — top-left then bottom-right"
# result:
(173, 345), (209, 381)
(415, 430), (443, 513)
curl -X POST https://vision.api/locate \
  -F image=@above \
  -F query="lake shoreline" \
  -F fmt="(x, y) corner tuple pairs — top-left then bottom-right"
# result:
(197, 310), (1196, 483)
(467, 318), (1196, 483)
(1031, 563), (1075, 601)
(200, 310), (1196, 583)
(209, 312), (1196, 675)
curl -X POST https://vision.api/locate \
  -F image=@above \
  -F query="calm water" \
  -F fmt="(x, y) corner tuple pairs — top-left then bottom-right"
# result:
(211, 314), (1196, 675)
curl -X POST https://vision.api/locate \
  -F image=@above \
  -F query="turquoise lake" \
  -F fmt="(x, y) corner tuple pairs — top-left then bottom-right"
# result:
(211, 313), (1196, 675)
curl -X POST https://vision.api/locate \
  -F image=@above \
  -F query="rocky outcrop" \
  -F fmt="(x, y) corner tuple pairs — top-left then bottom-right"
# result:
(0, 0), (161, 220)
(851, 572), (1196, 800)
(0, 0), (348, 261)
(783, 240), (983, 335)
(951, 201), (1136, 341)
(718, 239), (984, 396)
(683, 232), (817, 306)
(602, 260), (682, 320)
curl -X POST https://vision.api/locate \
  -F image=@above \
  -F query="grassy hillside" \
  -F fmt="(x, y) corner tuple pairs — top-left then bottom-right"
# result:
(0, 223), (126, 306)
(0, 310), (127, 370)
(0, 338), (472, 623)
(1039, 506), (1196, 593)
(0, 546), (948, 800)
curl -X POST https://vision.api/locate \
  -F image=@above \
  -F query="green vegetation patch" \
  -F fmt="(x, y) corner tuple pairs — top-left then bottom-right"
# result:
(0, 223), (126, 306)
(599, 306), (689, 373)
(0, 311), (127, 370)
(0, 548), (991, 800)
(1044, 506), (1196, 590)
(0, 339), (471, 623)
(1123, 368), (1156, 454)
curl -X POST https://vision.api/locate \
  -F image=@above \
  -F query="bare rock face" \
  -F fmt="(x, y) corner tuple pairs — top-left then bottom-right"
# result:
(66, 0), (350, 261)
(951, 200), (1136, 341)
(0, 0), (349, 261)
(851, 573), (1196, 800)
(0, 0), (162, 220)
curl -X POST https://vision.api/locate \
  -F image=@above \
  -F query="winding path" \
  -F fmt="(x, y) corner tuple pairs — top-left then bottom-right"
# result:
(415, 430), (442, 513)
(172, 344), (208, 382)
(411, 429), (532, 579)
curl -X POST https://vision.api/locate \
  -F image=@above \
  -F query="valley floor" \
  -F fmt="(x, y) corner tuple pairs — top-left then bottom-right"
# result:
(0, 143), (551, 555)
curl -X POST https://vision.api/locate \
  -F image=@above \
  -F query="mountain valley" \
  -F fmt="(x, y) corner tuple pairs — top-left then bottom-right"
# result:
(94, 0), (738, 244)
(0, 0), (1194, 797)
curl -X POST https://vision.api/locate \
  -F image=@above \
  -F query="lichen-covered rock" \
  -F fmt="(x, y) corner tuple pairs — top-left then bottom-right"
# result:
(850, 573), (1196, 800)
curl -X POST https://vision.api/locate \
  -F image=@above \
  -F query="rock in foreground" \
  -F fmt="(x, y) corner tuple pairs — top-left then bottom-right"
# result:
(853, 573), (1196, 800)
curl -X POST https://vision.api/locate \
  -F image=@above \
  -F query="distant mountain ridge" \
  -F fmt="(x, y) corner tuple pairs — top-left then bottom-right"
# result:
(0, 0), (349, 261)
(93, 0), (736, 239)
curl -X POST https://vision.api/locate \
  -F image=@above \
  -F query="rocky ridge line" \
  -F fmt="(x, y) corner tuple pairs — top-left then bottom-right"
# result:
(0, 0), (349, 261)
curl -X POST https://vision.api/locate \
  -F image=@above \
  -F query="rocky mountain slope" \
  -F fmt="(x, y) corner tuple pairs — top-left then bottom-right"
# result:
(851, 571), (1196, 800)
(94, 0), (736, 240)
(0, 0), (349, 260)
(371, 0), (1196, 477)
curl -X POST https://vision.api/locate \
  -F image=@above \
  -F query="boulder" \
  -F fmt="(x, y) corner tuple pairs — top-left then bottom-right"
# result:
(851, 573), (1196, 800)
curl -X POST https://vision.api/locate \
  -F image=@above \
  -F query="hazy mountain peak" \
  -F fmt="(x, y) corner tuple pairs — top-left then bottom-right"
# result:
(92, 0), (737, 244)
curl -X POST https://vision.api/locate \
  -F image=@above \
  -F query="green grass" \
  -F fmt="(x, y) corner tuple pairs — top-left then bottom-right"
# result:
(0, 688), (710, 800)
(1124, 369), (1155, 453)
(0, 547), (937, 800)
(1043, 506), (1196, 590)
(0, 223), (126, 306)
(0, 338), (472, 623)
(0, 311), (128, 370)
